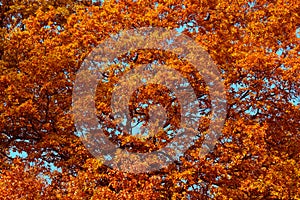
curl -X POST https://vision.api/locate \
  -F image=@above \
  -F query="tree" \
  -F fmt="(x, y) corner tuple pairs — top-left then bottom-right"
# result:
(0, 0), (299, 199)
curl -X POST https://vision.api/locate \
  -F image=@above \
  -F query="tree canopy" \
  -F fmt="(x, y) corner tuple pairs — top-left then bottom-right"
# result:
(0, 0), (299, 199)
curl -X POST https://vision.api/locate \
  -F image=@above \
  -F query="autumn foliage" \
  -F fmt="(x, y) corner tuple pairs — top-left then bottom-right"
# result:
(0, 0), (300, 199)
